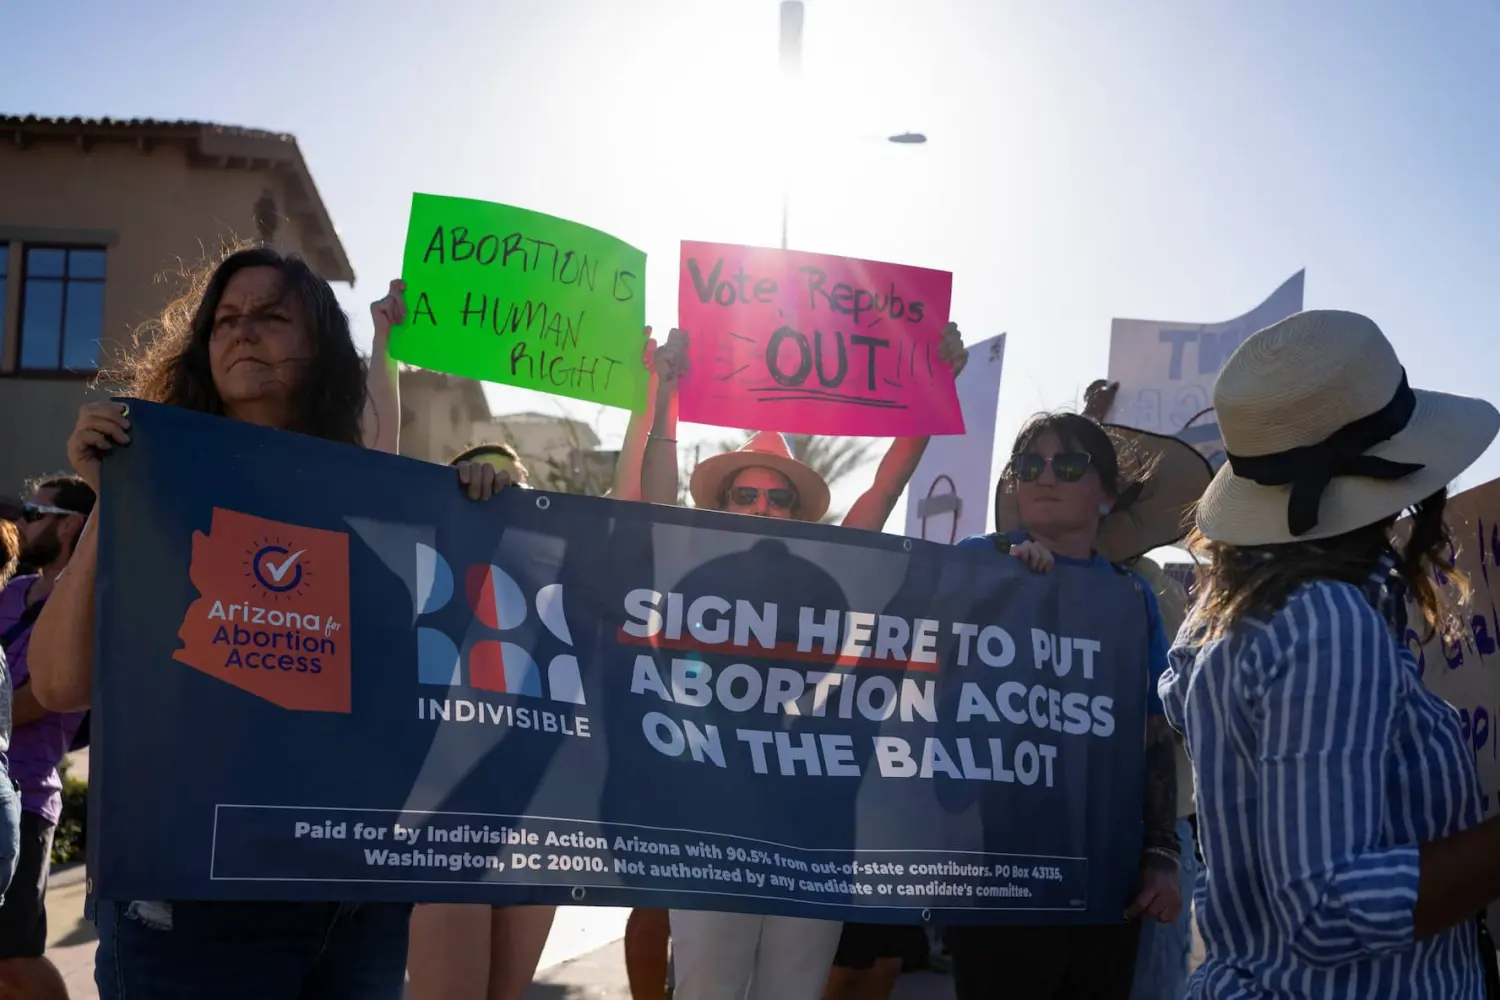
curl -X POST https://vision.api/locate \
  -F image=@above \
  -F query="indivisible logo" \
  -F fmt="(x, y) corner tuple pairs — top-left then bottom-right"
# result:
(174, 508), (352, 713)
(411, 545), (584, 706)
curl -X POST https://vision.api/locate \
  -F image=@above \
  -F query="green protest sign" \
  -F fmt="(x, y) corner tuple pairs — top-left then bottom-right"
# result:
(393, 194), (648, 411)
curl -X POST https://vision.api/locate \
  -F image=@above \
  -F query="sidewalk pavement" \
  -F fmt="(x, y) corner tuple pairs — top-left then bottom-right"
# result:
(46, 878), (1199, 1000)
(42, 864), (94, 998)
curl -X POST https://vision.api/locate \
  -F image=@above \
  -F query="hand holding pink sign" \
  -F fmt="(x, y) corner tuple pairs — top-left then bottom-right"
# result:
(676, 242), (964, 437)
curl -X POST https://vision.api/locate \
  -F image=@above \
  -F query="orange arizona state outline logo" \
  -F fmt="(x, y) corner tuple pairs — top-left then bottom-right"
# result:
(173, 507), (352, 713)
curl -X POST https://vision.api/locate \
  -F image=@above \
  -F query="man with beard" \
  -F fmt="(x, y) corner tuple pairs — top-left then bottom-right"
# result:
(0, 475), (93, 1000)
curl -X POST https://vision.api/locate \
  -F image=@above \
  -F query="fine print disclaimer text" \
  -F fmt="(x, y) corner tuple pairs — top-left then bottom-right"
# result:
(209, 805), (1086, 911)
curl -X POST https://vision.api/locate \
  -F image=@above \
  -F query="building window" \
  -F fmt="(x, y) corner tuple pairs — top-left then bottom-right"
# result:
(19, 246), (106, 373)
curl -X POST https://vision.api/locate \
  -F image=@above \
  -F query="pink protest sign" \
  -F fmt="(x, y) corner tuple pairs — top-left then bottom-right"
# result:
(677, 241), (963, 437)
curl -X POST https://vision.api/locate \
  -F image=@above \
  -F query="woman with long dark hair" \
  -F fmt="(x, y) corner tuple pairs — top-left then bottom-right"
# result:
(948, 410), (1193, 1000)
(27, 246), (505, 998)
(1164, 310), (1500, 997)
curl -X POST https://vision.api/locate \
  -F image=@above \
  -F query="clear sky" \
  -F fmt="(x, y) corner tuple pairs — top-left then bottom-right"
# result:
(9, 0), (1500, 527)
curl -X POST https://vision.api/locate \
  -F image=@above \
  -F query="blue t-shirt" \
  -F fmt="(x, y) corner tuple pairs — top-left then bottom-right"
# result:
(956, 532), (1169, 716)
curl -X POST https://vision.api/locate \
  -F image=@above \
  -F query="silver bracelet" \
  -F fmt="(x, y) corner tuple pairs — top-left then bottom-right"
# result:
(1144, 846), (1181, 870)
(649, 434), (677, 444)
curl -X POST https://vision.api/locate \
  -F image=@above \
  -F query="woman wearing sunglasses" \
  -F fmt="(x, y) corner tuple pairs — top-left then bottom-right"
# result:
(26, 250), (506, 999)
(947, 411), (1196, 1000)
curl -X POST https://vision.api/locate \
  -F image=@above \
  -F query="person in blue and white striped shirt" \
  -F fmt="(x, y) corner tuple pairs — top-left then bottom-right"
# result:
(1162, 309), (1500, 998)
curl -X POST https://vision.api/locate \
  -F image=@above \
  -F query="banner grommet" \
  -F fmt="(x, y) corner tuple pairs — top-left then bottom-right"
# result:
(536, 495), (551, 511)
(570, 886), (586, 902)
(920, 908), (933, 923)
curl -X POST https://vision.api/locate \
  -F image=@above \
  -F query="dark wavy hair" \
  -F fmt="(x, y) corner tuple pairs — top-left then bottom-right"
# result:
(27, 473), (96, 517)
(104, 245), (366, 445)
(1001, 411), (1149, 510)
(1188, 490), (1461, 644)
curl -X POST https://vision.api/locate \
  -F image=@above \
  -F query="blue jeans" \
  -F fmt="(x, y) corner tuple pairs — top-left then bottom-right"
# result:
(95, 900), (412, 999)
(0, 776), (18, 903)
(1131, 817), (1198, 1000)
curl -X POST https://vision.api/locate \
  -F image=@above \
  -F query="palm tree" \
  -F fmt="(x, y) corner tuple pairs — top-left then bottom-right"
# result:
(706, 433), (877, 521)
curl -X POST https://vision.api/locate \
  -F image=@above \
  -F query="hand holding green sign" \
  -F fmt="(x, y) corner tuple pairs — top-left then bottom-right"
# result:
(392, 194), (649, 411)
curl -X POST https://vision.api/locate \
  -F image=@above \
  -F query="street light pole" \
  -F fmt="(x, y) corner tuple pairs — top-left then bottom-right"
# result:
(779, 1), (803, 250)
(777, 1), (927, 250)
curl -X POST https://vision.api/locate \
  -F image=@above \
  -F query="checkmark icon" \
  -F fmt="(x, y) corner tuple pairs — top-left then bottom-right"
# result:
(264, 550), (306, 583)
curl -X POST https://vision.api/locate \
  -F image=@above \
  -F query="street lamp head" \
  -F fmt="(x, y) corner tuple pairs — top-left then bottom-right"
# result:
(888, 131), (928, 145)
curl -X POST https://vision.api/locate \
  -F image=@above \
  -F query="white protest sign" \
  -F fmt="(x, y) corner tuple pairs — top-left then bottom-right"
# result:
(1105, 272), (1304, 470)
(1416, 479), (1500, 811)
(903, 333), (1006, 544)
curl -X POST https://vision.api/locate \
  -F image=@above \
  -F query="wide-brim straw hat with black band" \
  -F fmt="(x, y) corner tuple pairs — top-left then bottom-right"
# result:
(689, 430), (831, 523)
(996, 425), (1213, 562)
(1197, 309), (1500, 546)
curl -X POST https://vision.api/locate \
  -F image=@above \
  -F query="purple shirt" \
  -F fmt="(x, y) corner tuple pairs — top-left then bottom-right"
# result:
(0, 577), (85, 824)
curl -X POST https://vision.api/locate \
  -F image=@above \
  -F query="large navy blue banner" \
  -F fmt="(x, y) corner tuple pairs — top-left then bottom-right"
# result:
(91, 400), (1149, 924)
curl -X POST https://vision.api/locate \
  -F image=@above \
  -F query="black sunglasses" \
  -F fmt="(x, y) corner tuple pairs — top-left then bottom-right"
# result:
(21, 503), (80, 523)
(727, 487), (796, 510)
(1008, 451), (1093, 484)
